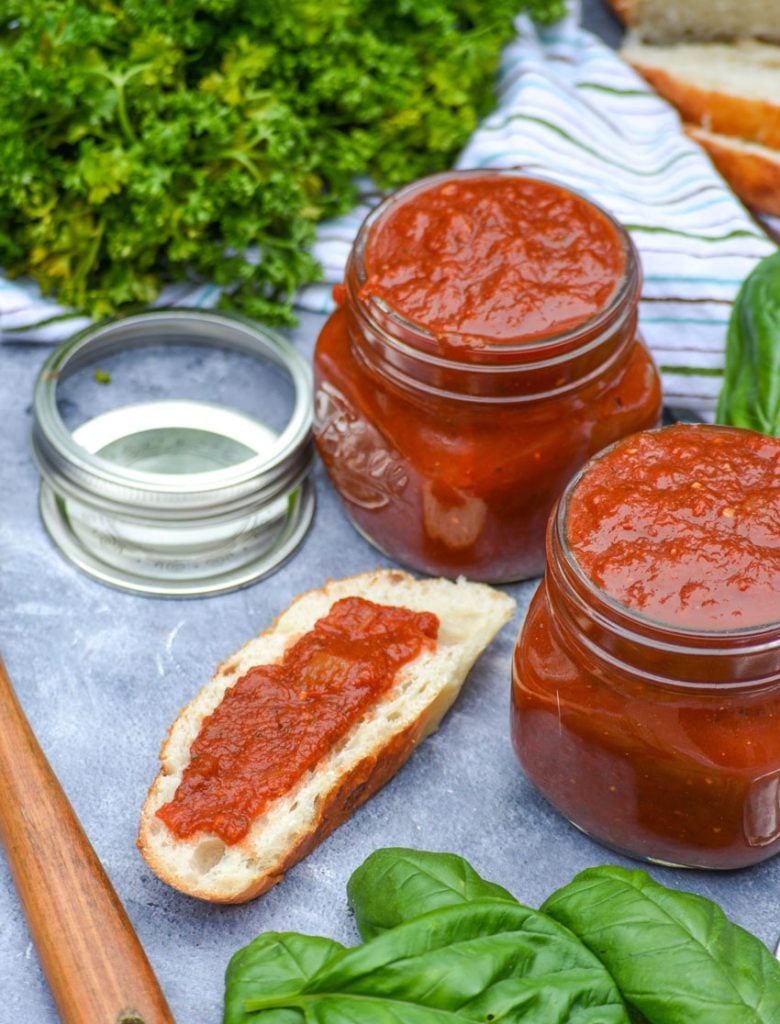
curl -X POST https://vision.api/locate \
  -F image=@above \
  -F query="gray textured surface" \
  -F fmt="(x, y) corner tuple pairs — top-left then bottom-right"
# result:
(2, 4), (780, 1017)
(581, 0), (624, 46)
(3, 308), (780, 1024)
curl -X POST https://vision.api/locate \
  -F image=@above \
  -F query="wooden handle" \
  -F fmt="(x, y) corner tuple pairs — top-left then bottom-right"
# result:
(0, 657), (175, 1024)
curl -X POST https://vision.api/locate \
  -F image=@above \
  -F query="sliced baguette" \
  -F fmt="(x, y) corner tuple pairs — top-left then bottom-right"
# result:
(607, 0), (780, 44)
(685, 125), (780, 217)
(623, 39), (780, 150)
(138, 569), (515, 903)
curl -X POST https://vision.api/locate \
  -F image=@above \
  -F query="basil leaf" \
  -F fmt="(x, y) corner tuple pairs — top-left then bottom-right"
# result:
(348, 847), (516, 939)
(224, 932), (346, 1024)
(716, 250), (780, 436)
(542, 865), (780, 1024)
(229, 900), (630, 1023)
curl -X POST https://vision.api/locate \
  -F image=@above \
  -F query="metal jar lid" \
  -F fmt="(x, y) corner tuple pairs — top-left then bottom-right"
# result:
(31, 310), (315, 597)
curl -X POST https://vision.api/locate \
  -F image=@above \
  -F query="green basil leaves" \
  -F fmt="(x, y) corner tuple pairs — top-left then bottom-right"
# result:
(348, 847), (516, 939)
(716, 250), (780, 436)
(225, 901), (629, 1023)
(224, 849), (780, 1024)
(224, 934), (346, 1024)
(543, 866), (780, 1024)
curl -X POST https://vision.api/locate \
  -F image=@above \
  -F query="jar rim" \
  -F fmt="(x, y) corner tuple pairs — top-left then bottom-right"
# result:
(31, 309), (314, 514)
(551, 423), (780, 651)
(30, 309), (316, 596)
(348, 169), (641, 368)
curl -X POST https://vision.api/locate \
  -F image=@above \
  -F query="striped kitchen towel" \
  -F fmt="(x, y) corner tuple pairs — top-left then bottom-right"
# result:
(1, 3), (776, 419)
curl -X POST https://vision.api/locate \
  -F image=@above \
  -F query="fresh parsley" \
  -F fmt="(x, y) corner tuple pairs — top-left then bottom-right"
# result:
(0, 0), (564, 325)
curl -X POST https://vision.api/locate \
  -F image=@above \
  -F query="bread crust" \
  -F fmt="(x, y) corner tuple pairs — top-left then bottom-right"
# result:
(685, 126), (780, 217)
(139, 689), (437, 903)
(138, 569), (515, 903)
(613, 1), (780, 44)
(238, 710), (435, 903)
(628, 61), (780, 150)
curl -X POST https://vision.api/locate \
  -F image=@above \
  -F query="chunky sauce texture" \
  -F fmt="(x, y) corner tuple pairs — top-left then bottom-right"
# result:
(314, 310), (660, 582)
(363, 176), (625, 345)
(513, 424), (780, 868)
(566, 424), (780, 629)
(157, 597), (438, 844)
(314, 173), (661, 581)
(512, 590), (780, 868)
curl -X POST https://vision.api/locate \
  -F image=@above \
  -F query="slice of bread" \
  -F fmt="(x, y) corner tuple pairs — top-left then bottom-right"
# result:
(623, 39), (780, 150)
(685, 126), (780, 217)
(138, 569), (515, 903)
(606, 0), (780, 44)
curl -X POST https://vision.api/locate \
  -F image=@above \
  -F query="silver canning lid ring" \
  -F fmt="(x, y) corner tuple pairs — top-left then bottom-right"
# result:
(31, 309), (316, 597)
(31, 309), (313, 518)
(37, 477), (316, 598)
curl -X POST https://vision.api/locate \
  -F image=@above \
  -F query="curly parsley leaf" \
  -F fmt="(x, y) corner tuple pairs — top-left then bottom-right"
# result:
(0, 0), (564, 324)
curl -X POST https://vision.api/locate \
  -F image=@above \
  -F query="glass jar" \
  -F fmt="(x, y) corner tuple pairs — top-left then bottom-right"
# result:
(512, 425), (780, 869)
(314, 171), (661, 582)
(32, 310), (314, 597)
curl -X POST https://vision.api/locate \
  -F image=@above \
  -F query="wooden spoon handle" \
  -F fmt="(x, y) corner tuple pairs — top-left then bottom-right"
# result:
(0, 657), (175, 1024)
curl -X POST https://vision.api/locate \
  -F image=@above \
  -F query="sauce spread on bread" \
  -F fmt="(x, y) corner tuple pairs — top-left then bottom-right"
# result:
(156, 597), (439, 843)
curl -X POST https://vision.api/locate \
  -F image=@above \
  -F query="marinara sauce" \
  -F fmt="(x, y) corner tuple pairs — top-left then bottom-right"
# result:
(157, 597), (438, 844)
(314, 171), (661, 582)
(512, 424), (780, 868)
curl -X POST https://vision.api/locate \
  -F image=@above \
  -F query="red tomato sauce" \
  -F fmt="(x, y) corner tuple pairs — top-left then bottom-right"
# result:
(513, 591), (780, 868)
(314, 172), (661, 581)
(315, 307), (660, 581)
(512, 424), (780, 868)
(363, 175), (626, 346)
(157, 597), (438, 844)
(566, 425), (780, 629)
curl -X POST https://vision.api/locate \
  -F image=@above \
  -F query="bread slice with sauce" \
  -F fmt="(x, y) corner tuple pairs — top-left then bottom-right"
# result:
(138, 569), (515, 903)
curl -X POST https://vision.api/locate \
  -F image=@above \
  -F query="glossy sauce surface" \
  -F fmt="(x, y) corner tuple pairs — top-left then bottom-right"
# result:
(567, 425), (780, 629)
(363, 176), (625, 345)
(512, 425), (780, 868)
(157, 597), (438, 844)
(315, 172), (661, 581)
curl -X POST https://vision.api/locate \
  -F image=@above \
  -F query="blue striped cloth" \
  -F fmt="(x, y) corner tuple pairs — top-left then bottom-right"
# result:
(1, 4), (776, 418)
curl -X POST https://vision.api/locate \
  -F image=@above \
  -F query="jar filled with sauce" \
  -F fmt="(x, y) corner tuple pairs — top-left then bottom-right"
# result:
(313, 171), (662, 582)
(512, 424), (780, 869)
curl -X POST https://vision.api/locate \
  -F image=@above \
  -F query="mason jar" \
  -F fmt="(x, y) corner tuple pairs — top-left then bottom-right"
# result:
(512, 424), (780, 869)
(32, 310), (314, 596)
(314, 170), (661, 582)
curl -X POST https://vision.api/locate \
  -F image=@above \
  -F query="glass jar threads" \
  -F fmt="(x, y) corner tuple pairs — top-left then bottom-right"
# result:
(314, 171), (661, 582)
(32, 310), (314, 597)
(512, 424), (780, 869)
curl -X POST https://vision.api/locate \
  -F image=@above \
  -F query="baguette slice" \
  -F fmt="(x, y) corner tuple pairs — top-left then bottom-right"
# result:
(622, 39), (780, 150)
(607, 0), (780, 44)
(685, 125), (780, 217)
(139, 569), (515, 903)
